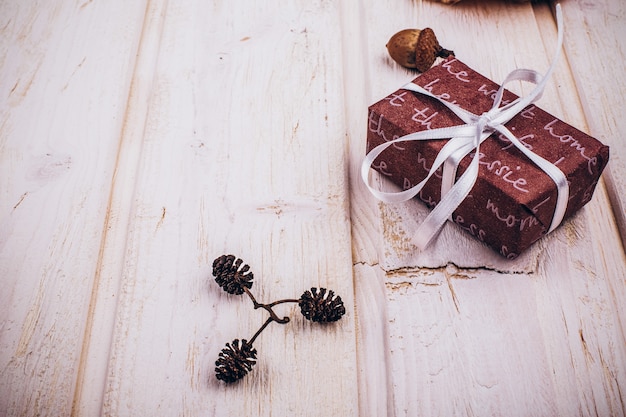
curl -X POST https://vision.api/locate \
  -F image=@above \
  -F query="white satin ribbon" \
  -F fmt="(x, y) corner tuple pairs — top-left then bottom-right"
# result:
(362, 4), (568, 250)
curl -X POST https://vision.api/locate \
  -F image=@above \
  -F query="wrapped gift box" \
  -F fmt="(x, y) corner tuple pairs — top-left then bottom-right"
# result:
(366, 57), (609, 258)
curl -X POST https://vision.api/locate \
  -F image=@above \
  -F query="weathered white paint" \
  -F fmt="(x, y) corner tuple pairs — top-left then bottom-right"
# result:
(1, 0), (624, 416)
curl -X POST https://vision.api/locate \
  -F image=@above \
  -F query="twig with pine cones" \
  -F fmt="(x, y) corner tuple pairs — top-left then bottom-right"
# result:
(212, 254), (346, 383)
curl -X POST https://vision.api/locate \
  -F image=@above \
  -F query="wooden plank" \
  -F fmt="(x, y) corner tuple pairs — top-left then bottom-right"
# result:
(340, 0), (396, 414)
(93, 0), (358, 415)
(2, 0), (624, 415)
(71, 1), (163, 415)
(559, 0), (626, 250)
(0, 2), (146, 416)
(348, 0), (626, 415)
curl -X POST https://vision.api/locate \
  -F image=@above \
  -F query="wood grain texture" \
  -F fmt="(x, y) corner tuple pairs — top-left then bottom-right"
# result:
(1, 0), (625, 416)
(0, 2), (146, 415)
(559, 0), (626, 250)
(91, 0), (358, 416)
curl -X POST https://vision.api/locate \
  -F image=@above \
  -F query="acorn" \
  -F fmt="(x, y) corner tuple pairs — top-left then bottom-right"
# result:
(386, 28), (454, 72)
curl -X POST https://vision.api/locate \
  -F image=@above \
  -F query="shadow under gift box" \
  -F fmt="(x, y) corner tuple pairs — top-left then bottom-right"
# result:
(366, 57), (609, 259)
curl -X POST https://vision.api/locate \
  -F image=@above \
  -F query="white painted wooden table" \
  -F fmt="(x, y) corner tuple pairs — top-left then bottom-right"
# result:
(1, 1), (625, 416)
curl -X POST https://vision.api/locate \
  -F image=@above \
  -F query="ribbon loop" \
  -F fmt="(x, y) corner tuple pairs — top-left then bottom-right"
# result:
(362, 4), (569, 251)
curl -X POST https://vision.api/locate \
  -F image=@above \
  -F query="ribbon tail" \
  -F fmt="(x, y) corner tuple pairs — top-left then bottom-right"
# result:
(412, 146), (481, 250)
(441, 130), (493, 220)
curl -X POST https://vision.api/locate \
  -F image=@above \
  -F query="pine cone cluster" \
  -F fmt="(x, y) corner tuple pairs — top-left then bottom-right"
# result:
(299, 288), (346, 323)
(211, 254), (345, 384)
(212, 254), (254, 295)
(215, 339), (258, 383)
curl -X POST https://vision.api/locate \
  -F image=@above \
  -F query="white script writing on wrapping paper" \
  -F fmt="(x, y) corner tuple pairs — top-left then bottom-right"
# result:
(544, 119), (597, 174)
(500, 245), (518, 260)
(497, 132), (535, 151)
(423, 79), (459, 105)
(368, 111), (405, 150)
(385, 91), (407, 107)
(531, 196), (551, 214)
(372, 160), (392, 177)
(423, 79), (440, 93)
(486, 199), (540, 231)
(404, 178), (437, 207)
(441, 59), (471, 83)
(455, 215), (486, 241)
(414, 152), (443, 179)
(477, 84), (511, 106)
(581, 181), (598, 206)
(475, 152), (529, 192)
(520, 105), (537, 120)
(412, 106), (439, 130)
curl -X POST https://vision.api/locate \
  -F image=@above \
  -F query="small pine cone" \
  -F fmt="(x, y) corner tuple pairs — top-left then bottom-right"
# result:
(212, 254), (253, 295)
(215, 339), (257, 383)
(299, 287), (346, 323)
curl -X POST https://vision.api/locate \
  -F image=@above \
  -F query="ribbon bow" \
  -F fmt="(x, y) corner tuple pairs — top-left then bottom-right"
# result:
(362, 4), (568, 251)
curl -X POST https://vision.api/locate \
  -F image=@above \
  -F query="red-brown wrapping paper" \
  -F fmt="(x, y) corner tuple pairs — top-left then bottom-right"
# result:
(366, 57), (609, 258)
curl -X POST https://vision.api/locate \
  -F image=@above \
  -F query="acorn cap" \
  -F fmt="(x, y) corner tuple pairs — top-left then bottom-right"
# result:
(415, 28), (453, 72)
